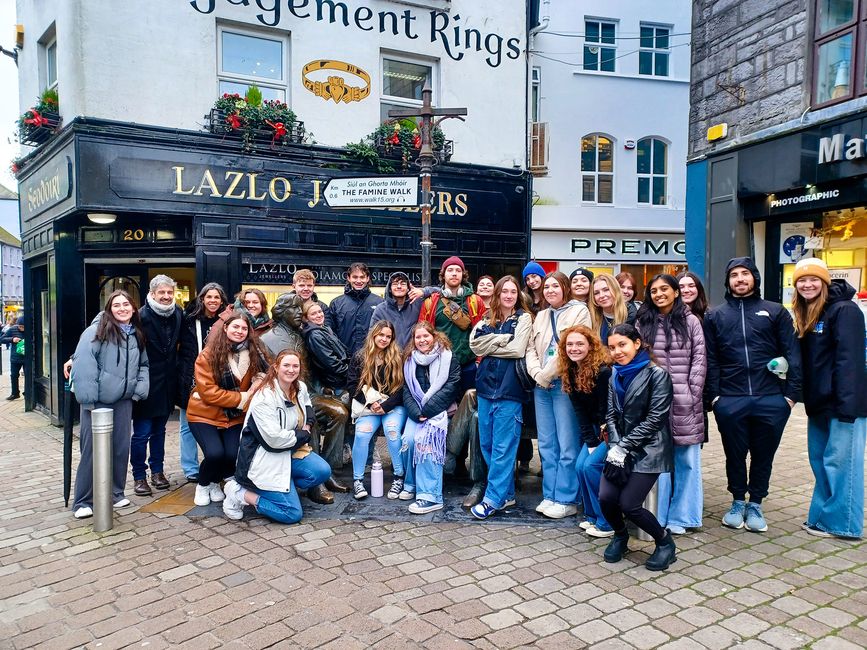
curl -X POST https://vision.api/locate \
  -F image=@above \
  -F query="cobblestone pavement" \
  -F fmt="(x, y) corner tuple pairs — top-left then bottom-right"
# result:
(0, 367), (865, 649)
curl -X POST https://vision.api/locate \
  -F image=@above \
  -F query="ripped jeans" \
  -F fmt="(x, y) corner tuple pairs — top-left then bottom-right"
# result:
(351, 407), (408, 480)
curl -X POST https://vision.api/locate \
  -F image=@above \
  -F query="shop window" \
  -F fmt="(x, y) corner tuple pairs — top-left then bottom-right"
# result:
(639, 24), (670, 77)
(218, 26), (287, 101)
(581, 133), (614, 204)
(637, 137), (668, 206)
(811, 0), (867, 106)
(584, 19), (617, 72)
(380, 54), (437, 122)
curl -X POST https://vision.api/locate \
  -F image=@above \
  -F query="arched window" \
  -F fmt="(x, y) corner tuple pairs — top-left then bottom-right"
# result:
(581, 134), (614, 204)
(637, 137), (667, 205)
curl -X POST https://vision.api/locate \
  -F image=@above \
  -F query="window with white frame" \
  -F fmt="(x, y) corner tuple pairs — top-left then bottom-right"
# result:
(637, 137), (667, 205)
(581, 134), (614, 204)
(218, 26), (287, 101)
(531, 67), (541, 122)
(46, 40), (57, 89)
(380, 54), (436, 122)
(583, 19), (617, 72)
(639, 24), (671, 77)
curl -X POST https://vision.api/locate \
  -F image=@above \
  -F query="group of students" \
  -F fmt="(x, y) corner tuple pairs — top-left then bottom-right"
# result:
(66, 254), (866, 570)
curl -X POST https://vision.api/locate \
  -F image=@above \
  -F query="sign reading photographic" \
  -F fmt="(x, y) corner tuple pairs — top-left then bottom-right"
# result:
(323, 176), (419, 208)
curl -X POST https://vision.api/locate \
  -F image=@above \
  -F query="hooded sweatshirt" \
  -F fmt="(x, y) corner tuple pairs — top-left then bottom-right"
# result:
(370, 272), (439, 349)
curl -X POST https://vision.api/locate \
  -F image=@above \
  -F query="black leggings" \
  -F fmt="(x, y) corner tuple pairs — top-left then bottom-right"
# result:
(599, 472), (666, 542)
(188, 422), (242, 486)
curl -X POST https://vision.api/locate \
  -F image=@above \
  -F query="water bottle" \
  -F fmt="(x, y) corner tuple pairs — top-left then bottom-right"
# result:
(370, 450), (384, 498)
(767, 356), (788, 379)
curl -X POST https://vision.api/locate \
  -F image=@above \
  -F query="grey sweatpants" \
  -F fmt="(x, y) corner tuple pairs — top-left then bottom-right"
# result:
(72, 399), (133, 510)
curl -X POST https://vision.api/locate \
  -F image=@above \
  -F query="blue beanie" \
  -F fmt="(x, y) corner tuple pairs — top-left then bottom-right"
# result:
(522, 261), (545, 280)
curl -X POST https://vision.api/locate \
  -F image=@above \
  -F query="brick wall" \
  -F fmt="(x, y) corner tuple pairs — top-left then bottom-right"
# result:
(689, 0), (808, 159)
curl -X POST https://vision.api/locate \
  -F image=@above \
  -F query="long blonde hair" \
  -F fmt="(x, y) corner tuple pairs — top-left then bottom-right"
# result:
(358, 321), (404, 394)
(792, 283), (829, 338)
(589, 274), (628, 335)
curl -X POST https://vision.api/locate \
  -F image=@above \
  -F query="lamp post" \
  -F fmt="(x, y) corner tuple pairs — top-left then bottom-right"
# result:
(388, 84), (467, 286)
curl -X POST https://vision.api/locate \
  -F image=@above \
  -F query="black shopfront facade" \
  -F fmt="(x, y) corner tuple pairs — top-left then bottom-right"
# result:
(18, 119), (531, 422)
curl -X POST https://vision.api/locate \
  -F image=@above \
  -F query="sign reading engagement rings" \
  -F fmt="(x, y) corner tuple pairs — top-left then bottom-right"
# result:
(324, 176), (419, 208)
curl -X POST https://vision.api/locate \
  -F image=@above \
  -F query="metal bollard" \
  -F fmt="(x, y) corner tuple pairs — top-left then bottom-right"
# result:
(91, 408), (114, 532)
(636, 482), (660, 542)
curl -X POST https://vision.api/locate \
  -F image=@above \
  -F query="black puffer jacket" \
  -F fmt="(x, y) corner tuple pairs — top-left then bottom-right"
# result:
(568, 365), (612, 448)
(302, 322), (349, 390)
(328, 285), (383, 358)
(402, 354), (462, 422)
(606, 364), (673, 474)
(133, 303), (182, 419)
(799, 280), (867, 422)
(704, 257), (802, 403)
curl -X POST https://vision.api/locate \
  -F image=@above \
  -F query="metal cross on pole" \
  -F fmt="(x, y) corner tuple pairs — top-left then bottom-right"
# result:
(388, 83), (467, 286)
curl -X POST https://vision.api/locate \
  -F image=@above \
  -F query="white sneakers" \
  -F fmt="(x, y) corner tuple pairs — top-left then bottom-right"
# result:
(542, 503), (578, 519)
(73, 506), (93, 519)
(195, 482), (226, 506)
(535, 499), (554, 514)
(209, 483), (225, 502)
(222, 480), (245, 520)
(113, 498), (131, 509)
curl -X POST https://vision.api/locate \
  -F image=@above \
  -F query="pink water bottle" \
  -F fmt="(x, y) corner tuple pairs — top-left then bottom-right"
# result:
(371, 451), (384, 498)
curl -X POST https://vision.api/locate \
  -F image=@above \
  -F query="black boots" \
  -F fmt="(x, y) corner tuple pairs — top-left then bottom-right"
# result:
(603, 529), (630, 563)
(645, 529), (677, 571)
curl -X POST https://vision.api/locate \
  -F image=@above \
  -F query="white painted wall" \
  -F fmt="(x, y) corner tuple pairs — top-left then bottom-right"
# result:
(15, 0), (527, 168)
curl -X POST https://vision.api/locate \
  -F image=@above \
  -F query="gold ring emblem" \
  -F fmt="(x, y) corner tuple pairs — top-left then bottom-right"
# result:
(302, 60), (371, 104)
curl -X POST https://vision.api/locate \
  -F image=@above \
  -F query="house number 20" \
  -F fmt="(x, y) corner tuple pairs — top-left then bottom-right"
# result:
(123, 229), (145, 241)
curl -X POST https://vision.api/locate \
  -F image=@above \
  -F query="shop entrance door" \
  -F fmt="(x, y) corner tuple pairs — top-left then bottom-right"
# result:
(84, 261), (196, 317)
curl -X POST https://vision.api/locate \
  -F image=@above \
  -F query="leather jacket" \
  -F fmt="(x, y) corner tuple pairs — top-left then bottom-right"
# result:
(302, 322), (349, 390)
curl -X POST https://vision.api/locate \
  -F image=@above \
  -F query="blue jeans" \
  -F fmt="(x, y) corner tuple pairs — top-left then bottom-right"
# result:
(656, 444), (703, 530)
(178, 409), (200, 478)
(253, 453), (331, 525)
(478, 397), (522, 509)
(402, 419), (443, 503)
(577, 442), (610, 530)
(534, 381), (580, 504)
(130, 414), (170, 480)
(352, 408), (407, 480)
(807, 416), (866, 538)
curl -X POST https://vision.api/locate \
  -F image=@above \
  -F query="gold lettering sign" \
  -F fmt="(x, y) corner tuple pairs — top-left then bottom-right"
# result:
(302, 60), (371, 104)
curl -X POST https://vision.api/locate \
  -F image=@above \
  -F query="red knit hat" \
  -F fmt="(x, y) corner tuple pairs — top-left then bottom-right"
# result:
(441, 256), (465, 273)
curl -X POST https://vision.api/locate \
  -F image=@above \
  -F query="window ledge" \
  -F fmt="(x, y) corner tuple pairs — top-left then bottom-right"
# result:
(571, 69), (689, 84)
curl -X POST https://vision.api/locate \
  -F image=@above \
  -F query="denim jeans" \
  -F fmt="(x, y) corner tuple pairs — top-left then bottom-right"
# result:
(806, 416), (866, 538)
(402, 419), (443, 503)
(656, 444), (703, 530)
(352, 407), (407, 480)
(253, 453), (331, 525)
(577, 443), (611, 530)
(130, 414), (170, 480)
(178, 409), (200, 478)
(477, 397), (522, 509)
(534, 381), (580, 504)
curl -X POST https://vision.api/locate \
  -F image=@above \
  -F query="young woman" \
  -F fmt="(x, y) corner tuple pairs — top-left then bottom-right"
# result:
(522, 262), (547, 315)
(616, 271), (642, 310)
(236, 288), (273, 334)
(186, 313), (269, 506)
(400, 322), (461, 514)
(70, 290), (149, 519)
(222, 349), (332, 524)
(677, 272), (709, 321)
(468, 276), (533, 519)
(178, 282), (230, 482)
(301, 301), (349, 393)
(636, 274), (706, 534)
(525, 271), (591, 519)
(589, 273), (637, 342)
(570, 268), (594, 304)
(792, 258), (867, 539)
(348, 321), (407, 500)
(600, 324), (676, 571)
(558, 325), (613, 537)
(476, 275), (495, 310)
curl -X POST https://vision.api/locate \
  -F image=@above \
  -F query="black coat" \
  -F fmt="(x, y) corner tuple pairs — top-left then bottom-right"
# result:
(799, 280), (867, 422)
(302, 322), (349, 390)
(327, 285), (383, 358)
(177, 312), (221, 408)
(133, 303), (182, 418)
(0, 325), (26, 363)
(402, 354), (462, 422)
(568, 365), (612, 447)
(347, 352), (403, 413)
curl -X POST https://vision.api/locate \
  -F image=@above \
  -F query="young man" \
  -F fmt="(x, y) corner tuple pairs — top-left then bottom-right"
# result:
(292, 269), (331, 321)
(704, 257), (802, 533)
(370, 272), (438, 348)
(1, 316), (25, 400)
(328, 262), (383, 358)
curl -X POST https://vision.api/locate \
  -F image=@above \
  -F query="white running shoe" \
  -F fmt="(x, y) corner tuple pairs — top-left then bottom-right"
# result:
(222, 480), (244, 520)
(544, 503), (578, 519)
(73, 506), (93, 519)
(208, 483), (225, 503)
(194, 484), (211, 506)
(535, 499), (554, 514)
(113, 498), (131, 509)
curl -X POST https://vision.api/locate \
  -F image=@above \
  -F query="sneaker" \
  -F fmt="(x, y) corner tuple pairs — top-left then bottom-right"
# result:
(113, 498), (131, 509)
(408, 499), (443, 515)
(544, 503), (578, 519)
(668, 525), (687, 535)
(744, 502), (768, 532)
(471, 502), (497, 519)
(73, 506), (93, 519)
(501, 498), (516, 510)
(722, 499), (746, 529)
(398, 489), (415, 501)
(194, 484), (211, 506)
(804, 524), (833, 538)
(387, 478), (404, 500)
(208, 483), (225, 503)
(353, 480), (368, 500)
(579, 520), (594, 530)
(535, 499), (554, 514)
(222, 480), (244, 520)
(586, 524), (616, 538)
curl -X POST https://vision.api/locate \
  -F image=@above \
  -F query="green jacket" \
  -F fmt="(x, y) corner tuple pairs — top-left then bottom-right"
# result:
(418, 284), (486, 366)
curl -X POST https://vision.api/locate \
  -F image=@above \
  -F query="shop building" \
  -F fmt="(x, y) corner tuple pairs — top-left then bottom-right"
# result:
(528, 0), (691, 282)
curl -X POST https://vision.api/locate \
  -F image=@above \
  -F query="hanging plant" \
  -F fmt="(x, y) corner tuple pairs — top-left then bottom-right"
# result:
(343, 119), (451, 172)
(207, 85), (306, 150)
(18, 87), (62, 147)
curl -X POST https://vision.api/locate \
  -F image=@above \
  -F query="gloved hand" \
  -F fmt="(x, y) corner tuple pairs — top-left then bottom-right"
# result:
(605, 445), (628, 467)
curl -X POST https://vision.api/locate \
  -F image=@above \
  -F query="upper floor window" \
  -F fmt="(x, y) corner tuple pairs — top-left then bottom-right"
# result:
(637, 137), (668, 206)
(46, 40), (57, 89)
(531, 66), (541, 122)
(218, 27), (287, 101)
(380, 54), (437, 122)
(581, 134), (614, 204)
(812, 0), (867, 106)
(584, 19), (617, 72)
(639, 24), (670, 77)
(38, 24), (57, 91)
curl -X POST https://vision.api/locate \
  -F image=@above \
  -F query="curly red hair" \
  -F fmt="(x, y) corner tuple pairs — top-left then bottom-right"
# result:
(558, 325), (610, 393)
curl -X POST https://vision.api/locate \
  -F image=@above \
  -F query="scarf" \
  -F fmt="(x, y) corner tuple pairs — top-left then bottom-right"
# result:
(119, 323), (135, 336)
(147, 293), (177, 318)
(404, 345), (453, 466)
(221, 349), (252, 419)
(612, 350), (651, 407)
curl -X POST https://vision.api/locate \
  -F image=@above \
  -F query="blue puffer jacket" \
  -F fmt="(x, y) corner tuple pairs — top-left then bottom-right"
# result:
(469, 311), (533, 403)
(328, 285), (383, 358)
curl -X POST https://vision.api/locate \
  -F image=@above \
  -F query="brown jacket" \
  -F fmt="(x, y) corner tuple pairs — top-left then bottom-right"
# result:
(186, 349), (256, 428)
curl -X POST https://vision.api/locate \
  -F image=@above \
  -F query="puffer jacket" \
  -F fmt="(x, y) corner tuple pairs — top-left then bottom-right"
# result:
(646, 311), (706, 445)
(328, 285), (383, 358)
(302, 322), (349, 390)
(607, 363), (673, 474)
(402, 352), (462, 422)
(71, 314), (150, 409)
(525, 301), (592, 388)
(470, 311), (533, 403)
(0, 317), (26, 362)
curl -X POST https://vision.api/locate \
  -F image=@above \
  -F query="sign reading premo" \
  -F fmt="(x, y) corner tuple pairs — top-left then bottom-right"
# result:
(532, 231), (686, 263)
(324, 176), (419, 207)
